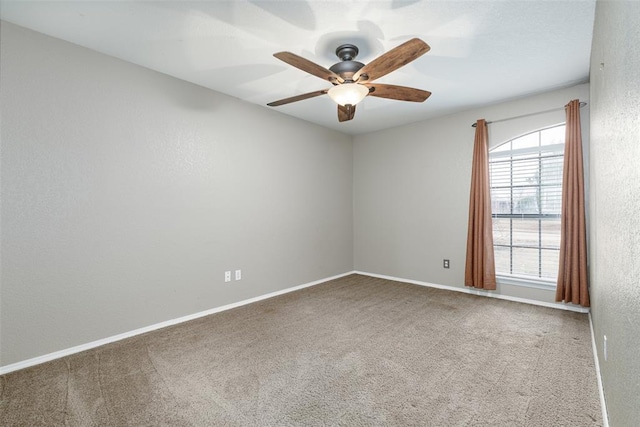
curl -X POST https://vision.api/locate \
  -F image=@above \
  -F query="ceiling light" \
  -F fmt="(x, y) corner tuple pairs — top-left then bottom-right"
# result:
(327, 83), (369, 106)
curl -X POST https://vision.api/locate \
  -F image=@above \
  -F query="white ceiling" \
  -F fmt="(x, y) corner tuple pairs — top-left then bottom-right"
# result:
(0, 1), (596, 135)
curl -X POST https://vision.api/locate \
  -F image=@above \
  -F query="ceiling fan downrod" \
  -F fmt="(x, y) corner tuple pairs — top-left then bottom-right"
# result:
(329, 44), (366, 82)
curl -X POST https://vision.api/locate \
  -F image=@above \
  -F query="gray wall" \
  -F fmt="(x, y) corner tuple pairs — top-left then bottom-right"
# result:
(590, 1), (640, 424)
(354, 84), (590, 304)
(0, 22), (353, 366)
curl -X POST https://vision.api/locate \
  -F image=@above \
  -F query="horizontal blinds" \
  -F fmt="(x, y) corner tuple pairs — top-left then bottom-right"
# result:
(490, 153), (563, 217)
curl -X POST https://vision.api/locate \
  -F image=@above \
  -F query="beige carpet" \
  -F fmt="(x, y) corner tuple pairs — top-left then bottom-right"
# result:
(0, 274), (602, 426)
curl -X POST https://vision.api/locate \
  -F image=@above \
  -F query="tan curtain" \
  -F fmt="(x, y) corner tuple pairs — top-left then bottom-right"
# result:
(556, 100), (590, 306)
(465, 119), (496, 290)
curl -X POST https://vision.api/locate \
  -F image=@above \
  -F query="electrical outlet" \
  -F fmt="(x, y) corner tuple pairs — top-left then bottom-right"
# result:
(603, 335), (608, 361)
(443, 259), (450, 269)
(224, 271), (231, 282)
(235, 269), (242, 281)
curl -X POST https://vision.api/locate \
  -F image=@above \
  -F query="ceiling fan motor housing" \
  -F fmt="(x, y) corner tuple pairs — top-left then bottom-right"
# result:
(330, 44), (365, 82)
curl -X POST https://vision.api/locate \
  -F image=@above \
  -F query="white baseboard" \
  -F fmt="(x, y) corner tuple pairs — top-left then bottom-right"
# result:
(0, 270), (591, 375)
(0, 271), (355, 375)
(354, 270), (590, 313)
(589, 312), (610, 427)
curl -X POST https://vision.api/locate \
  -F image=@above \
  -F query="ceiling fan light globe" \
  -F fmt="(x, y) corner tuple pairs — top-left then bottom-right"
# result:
(327, 83), (368, 106)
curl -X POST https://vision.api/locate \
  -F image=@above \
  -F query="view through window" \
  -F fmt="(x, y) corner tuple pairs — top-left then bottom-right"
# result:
(489, 125), (565, 283)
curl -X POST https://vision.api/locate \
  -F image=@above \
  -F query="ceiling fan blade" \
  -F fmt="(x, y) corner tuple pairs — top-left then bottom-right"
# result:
(267, 89), (328, 107)
(337, 104), (356, 122)
(366, 84), (431, 102)
(274, 52), (344, 83)
(353, 38), (430, 83)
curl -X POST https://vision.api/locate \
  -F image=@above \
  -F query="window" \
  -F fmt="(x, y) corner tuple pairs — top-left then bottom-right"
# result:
(489, 125), (565, 286)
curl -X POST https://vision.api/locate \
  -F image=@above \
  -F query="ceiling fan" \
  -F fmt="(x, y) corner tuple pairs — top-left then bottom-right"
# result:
(267, 38), (432, 122)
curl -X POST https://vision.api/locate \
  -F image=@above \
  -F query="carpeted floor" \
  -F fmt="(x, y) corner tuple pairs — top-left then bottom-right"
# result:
(0, 274), (602, 426)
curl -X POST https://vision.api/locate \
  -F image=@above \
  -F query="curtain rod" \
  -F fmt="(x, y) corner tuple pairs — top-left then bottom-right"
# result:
(471, 101), (587, 127)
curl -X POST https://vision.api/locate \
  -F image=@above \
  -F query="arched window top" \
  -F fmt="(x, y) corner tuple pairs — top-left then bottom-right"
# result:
(491, 124), (566, 155)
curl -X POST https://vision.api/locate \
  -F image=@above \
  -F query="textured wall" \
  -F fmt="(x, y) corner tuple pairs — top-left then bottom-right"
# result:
(589, 1), (640, 424)
(354, 84), (590, 304)
(0, 22), (353, 366)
